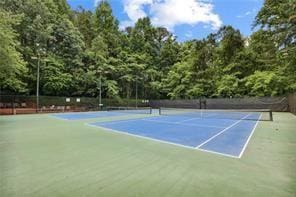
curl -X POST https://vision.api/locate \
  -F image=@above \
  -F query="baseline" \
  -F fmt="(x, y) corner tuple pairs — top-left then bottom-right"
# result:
(86, 123), (239, 159)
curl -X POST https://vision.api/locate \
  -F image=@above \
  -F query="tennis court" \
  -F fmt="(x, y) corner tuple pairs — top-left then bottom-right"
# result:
(1, 111), (296, 196)
(88, 108), (271, 158)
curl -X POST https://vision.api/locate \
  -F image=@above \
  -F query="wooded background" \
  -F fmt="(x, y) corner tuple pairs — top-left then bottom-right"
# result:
(0, 0), (295, 99)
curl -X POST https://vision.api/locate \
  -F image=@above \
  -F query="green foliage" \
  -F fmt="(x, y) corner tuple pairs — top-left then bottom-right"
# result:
(245, 71), (287, 96)
(0, 10), (27, 93)
(255, 0), (296, 93)
(41, 56), (72, 95)
(164, 62), (192, 99)
(215, 26), (244, 64)
(72, 7), (94, 48)
(104, 80), (119, 98)
(93, 1), (119, 35)
(248, 30), (277, 69)
(49, 17), (85, 68)
(216, 75), (240, 97)
(255, 0), (295, 47)
(0, 0), (294, 99)
(93, 1), (121, 57)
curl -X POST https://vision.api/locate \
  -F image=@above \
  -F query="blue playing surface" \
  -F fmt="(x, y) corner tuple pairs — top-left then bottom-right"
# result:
(89, 114), (261, 158)
(51, 111), (128, 120)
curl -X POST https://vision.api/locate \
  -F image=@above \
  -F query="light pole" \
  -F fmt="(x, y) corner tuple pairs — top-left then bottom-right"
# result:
(135, 76), (138, 108)
(37, 54), (40, 112)
(99, 72), (102, 109)
(135, 75), (143, 109)
(97, 69), (108, 110)
(32, 43), (47, 112)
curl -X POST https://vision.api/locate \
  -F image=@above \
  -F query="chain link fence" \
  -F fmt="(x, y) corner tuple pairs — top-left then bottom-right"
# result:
(0, 95), (148, 115)
(148, 99), (202, 109)
(150, 96), (293, 113)
(288, 94), (296, 115)
(1, 94), (295, 115)
(205, 97), (288, 111)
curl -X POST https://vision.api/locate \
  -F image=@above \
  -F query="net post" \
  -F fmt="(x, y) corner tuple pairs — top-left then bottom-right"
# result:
(269, 110), (273, 121)
(159, 107), (162, 115)
(149, 107), (152, 114)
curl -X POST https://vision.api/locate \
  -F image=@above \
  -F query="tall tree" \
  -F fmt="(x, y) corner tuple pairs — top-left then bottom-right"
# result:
(0, 10), (27, 93)
(215, 26), (244, 65)
(255, 0), (296, 93)
(72, 6), (94, 48)
(0, 0), (293, 99)
(93, 1), (121, 57)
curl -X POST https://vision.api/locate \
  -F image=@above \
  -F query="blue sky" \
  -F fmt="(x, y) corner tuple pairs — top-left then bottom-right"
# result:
(67, 0), (264, 42)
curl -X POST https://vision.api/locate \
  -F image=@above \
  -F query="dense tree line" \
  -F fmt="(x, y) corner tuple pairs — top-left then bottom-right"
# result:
(0, 0), (295, 99)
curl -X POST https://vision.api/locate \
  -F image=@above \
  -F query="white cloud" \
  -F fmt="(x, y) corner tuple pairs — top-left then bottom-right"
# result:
(121, 0), (222, 31)
(151, 0), (222, 30)
(123, 0), (153, 21)
(119, 0), (154, 29)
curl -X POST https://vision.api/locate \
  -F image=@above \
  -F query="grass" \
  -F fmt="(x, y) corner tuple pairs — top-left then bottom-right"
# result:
(0, 112), (295, 196)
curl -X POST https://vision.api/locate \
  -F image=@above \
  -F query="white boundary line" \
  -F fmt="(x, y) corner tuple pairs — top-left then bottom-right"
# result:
(238, 114), (262, 158)
(84, 112), (262, 159)
(86, 123), (196, 149)
(49, 115), (72, 121)
(143, 119), (224, 129)
(49, 112), (103, 121)
(50, 114), (97, 121)
(96, 118), (142, 125)
(49, 111), (146, 121)
(177, 117), (202, 123)
(85, 123), (239, 159)
(198, 148), (239, 159)
(51, 111), (102, 115)
(98, 118), (224, 129)
(195, 113), (252, 148)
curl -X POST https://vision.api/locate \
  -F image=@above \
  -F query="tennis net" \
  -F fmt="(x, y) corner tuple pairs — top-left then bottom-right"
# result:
(106, 106), (152, 114)
(159, 107), (273, 121)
